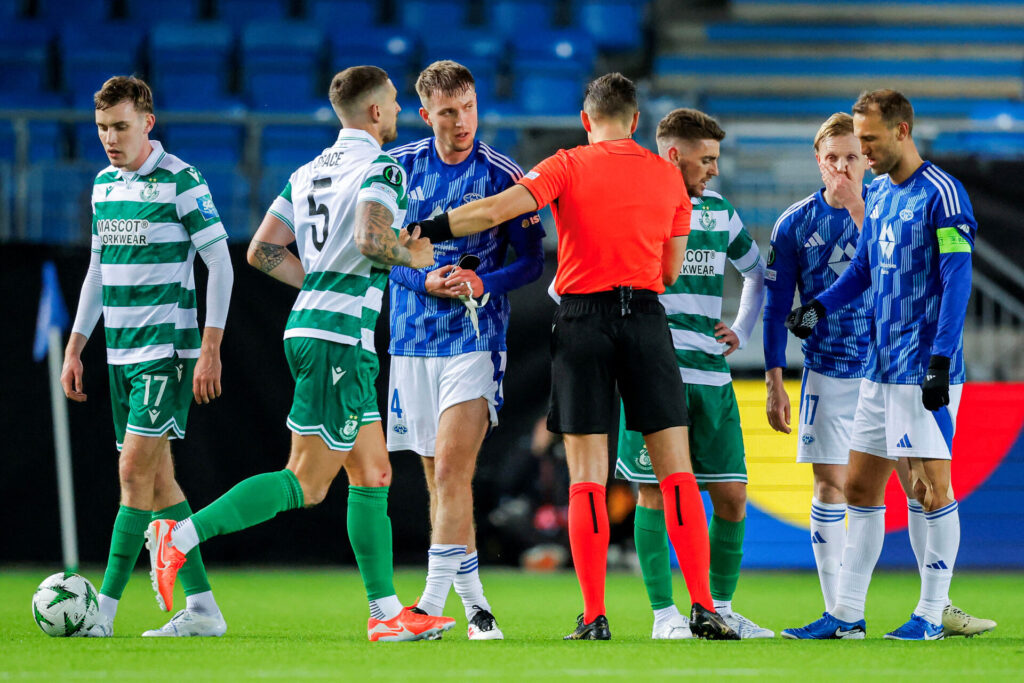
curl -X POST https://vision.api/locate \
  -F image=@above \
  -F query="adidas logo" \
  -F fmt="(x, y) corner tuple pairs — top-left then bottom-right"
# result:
(811, 531), (827, 544)
(409, 186), (425, 201)
(803, 231), (825, 248)
(896, 433), (913, 448)
(926, 560), (949, 570)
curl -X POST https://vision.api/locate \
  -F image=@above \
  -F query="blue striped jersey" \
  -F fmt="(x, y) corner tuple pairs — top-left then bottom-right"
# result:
(763, 189), (871, 378)
(386, 137), (545, 357)
(817, 161), (976, 384)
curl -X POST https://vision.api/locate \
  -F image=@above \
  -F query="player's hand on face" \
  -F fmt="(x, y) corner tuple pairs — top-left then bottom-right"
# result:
(819, 160), (861, 210)
(713, 322), (739, 356)
(765, 385), (791, 434)
(193, 349), (222, 405)
(444, 266), (484, 298)
(402, 225), (435, 270)
(60, 356), (87, 402)
(425, 264), (461, 298)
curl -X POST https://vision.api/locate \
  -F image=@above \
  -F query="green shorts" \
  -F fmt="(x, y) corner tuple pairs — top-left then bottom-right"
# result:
(108, 356), (195, 452)
(615, 382), (747, 486)
(284, 337), (381, 452)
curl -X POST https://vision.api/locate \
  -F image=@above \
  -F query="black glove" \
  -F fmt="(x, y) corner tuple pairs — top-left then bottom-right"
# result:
(784, 299), (826, 340)
(921, 355), (951, 411)
(406, 212), (454, 243)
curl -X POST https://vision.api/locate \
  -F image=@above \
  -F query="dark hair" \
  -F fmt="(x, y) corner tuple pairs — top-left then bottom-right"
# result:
(329, 65), (390, 114)
(94, 76), (153, 114)
(853, 89), (914, 134)
(582, 72), (637, 121)
(416, 60), (475, 105)
(656, 108), (725, 144)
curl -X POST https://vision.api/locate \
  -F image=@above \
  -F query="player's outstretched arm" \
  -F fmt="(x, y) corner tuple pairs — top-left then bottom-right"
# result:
(412, 185), (540, 242)
(247, 212), (305, 288)
(355, 200), (434, 269)
(765, 366), (791, 434)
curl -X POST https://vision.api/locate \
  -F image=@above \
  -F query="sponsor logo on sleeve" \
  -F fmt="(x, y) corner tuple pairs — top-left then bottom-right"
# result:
(196, 194), (219, 220)
(765, 269), (777, 281)
(382, 165), (403, 187)
(525, 171), (539, 180)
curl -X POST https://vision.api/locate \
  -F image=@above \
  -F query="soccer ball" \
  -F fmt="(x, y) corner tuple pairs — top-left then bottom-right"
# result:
(31, 572), (99, 637)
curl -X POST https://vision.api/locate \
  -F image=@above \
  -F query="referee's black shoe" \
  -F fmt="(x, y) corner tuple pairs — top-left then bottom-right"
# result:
(690, 603), (740, 640)
(564, 613), (611, 640)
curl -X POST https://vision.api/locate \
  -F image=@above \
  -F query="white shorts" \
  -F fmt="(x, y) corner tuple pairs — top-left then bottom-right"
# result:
(849, 379), (962, 460)
(796, 369), (861, 465)
(386, 351), (506, 457)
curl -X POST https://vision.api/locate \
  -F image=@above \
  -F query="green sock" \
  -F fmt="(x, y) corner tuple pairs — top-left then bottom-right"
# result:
(99, 505), (151, 599)
(154, 501), (211, 596)
(709, 515), (745, 602)
(634, 505), (674, 610)
(192, 470), (304, 543)
(347, 486), (396, 601)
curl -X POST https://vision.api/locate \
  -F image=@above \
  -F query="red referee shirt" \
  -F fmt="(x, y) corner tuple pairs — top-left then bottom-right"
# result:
(517, 138), (691, 295)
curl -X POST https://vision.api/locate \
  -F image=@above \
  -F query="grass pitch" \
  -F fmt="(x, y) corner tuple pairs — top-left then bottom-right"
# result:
(2, 568), (1022, 681)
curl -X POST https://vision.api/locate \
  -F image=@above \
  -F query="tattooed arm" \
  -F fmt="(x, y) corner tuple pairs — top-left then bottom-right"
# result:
(355, 200), (434, 269)
(247, 212), (306, 288)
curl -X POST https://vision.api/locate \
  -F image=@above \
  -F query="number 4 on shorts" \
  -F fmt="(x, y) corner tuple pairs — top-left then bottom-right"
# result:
(390, 389), (403, 419)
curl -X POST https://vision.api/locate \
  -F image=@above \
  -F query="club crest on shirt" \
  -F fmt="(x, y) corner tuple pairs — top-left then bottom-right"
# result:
(899, 208), (914, 221)
(462, 192), (483, 205)
(139, 182), (159, 201)
(700, 204), (716, 230)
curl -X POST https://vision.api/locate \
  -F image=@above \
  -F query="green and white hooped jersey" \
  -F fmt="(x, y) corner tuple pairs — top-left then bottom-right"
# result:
(664, 190), (761, 386)
(91, 141), (227, 365)
(268, 128), (408, 353)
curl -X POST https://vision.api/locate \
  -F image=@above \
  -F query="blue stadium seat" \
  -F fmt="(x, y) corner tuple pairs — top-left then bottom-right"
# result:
(260, 125), (338, 166)
(931, 131), (1024, 159)
(0, 92), (67, 110)
(516, 72), (585, 115)
(150, 22), (236, 110)
(306, 0), (378, 26)
(0, 120), (63, 161)
(241, 21), (325, 109)
(217, 0), (290, 27)
(37, 0), (113, 22)
(0, 22), (53, 94)
(396, 0), (469, 33)
(421, 29), (506, 99)
(511, 30), (595, 114)
(329, 27), (416, 86)
(124, 0), (201, 22)
(73, 121), (113, 166)
(513, 29), (595, 70)
(0, 0), (20, 20)
(25, 162), (98, 244)
(487, 0), (553, 38)
(162, 123), (245, 166)
(197, 163), (252, 240)
(59, 23), (144, 107)
(260, 164), (294, 211)
(574, 0), (644, 51)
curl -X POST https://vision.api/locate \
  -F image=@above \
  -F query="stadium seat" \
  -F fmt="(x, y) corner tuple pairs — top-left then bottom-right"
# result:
(72, 121), (113, 166)
(396, 0), (469, 33)
(306, 0), (378, 26)
(328, 27), (416, 89)
(0, 0), (19, 20)
(511, 30), (595, 114)
(487, 0), (554, 38)
(150, 22), (236, 110)
(574, 0), (644, 51)
(241, 21), (325, 109)
(162, 123), (245, 167)
(260, 124), (338, 166)
(513, 29), (596, 71)
(0, 22), (53, 94)
(0, 120), (63, 162)
(59, 23), (145, 107)
(259, 164), (295, 211)
(123, 0), (201, 22)
(216, 0), (290, 27)
(421, 29), (506, 100)
(37, 0), (113, 22)
(197, 163), (252, 240)
(25, 161), (98, 244)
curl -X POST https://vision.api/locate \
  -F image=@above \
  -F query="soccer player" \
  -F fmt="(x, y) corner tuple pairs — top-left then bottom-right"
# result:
(386, 61), (545, 639)
(783, 89), (978, 640)
(411, 73), (738, 640)
(60, 76), (233, 637)
(616, 109), (770, 639)
(770, 112), (996, 638)
(146, 66), (455, 642)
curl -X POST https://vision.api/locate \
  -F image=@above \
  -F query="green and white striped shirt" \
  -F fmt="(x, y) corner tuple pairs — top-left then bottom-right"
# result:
(90, 141), (227, 365)
(268, 128), (408, 353)
(664, 190), (764, 386)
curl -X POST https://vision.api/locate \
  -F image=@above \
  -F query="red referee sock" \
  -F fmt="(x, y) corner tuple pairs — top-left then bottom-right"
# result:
(660, 472), (714, 610)
(568, 482), (609, 623)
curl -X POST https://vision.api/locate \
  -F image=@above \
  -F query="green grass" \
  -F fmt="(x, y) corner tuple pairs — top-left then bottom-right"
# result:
(2, 568), (1023, 681)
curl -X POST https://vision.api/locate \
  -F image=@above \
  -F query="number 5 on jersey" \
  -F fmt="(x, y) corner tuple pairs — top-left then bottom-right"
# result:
(308, 177), (332, 251)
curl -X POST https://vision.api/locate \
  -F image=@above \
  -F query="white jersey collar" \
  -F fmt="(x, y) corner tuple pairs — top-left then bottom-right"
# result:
(335, 128), (380, 149)
(117, 140), (166, 181)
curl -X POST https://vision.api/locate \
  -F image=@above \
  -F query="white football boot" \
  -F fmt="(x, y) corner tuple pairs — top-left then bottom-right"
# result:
(83, 614), (113, 637)
(722, 611), (774, 638)
(142, 609), (227, 637)
(652, 613), (692, 639)
(942, 604), (996, 637)
(467, 608), (504, 640)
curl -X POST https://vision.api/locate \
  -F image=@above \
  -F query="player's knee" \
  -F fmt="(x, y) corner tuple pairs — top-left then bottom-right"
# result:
(433, 458), (472, 493)
(346, 462), (392, 488)
(843, 478), (875, 506)
(636, 484), (663, 510)
(118, 456), (151, 492)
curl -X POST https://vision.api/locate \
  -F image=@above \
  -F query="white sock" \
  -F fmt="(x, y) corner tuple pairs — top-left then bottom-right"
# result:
(713, 599), (732, 615)
(172, 519), (200, 555)
(97, 595), (118, 622)
(810, 498), (847, 613)
(453, 551), (491, 620)
(915, 501), (959, 625)
(185, 590), (219, 615)
(418, 544), (467, 616)
(369, 595), (403, 621)
(906, 498), (927, 572)
(653, 604), (681, 625)
(832, 505), (885, 623)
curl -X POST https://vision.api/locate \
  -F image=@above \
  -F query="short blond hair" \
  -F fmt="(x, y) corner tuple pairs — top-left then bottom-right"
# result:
(94, 75), (153, 114)
(415, 60), (475, 107)
(813, 112), (854, 151)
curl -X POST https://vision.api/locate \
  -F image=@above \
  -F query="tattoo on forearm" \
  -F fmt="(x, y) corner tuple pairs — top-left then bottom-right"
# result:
(251, 241), (288, 273)
(356, 202), (411, 266)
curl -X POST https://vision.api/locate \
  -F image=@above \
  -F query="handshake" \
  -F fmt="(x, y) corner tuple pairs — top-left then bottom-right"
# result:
(784, 299), (950, 412)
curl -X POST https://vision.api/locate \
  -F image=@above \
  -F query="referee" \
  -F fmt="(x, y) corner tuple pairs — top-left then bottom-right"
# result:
(411, 73), (737, 641)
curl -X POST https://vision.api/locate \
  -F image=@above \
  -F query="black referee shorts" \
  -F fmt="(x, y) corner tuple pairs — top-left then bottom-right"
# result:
(547, 288), (689, 435)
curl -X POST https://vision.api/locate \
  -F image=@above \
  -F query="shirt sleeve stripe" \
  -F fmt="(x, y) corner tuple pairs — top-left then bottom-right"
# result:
(771, 194), (814, 241)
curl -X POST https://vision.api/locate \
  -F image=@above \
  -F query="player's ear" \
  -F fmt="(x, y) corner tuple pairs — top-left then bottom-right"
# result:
(369, 102), (381, 123)
(419, 107), (431, 127)
(580, 110), (591, 133)
(629, 110), (639, 134)
(897, 121), (910, 141)
(143, 113), (155, 135)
